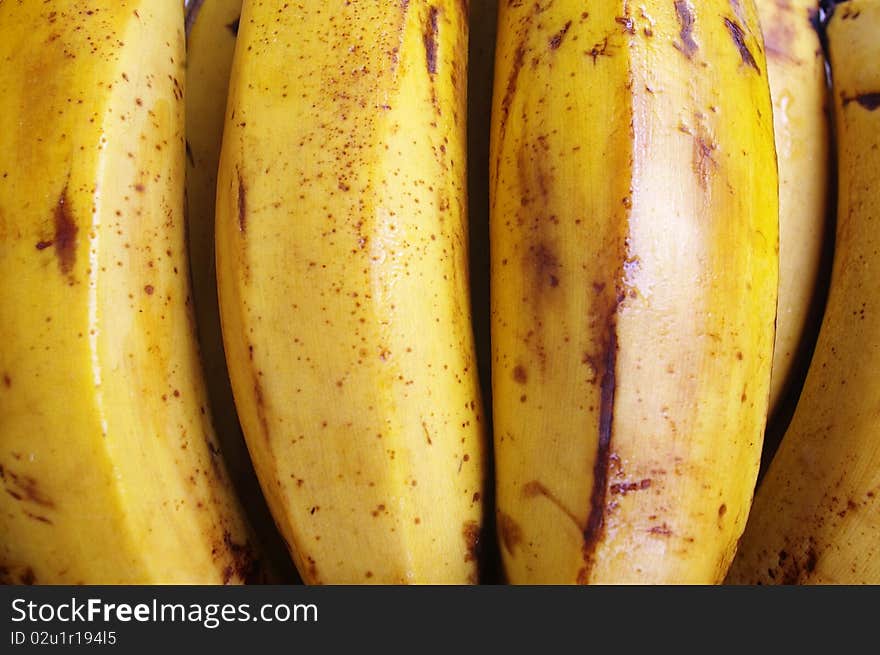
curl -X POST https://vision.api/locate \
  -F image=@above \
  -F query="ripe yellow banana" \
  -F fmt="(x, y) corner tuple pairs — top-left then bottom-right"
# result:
(184, 0), (298, 582)
(0, 0), (263, 584)
(490, 0), (778, 584)
(756, 0), (831, 424)
(726, 0), (880, 585)
(216, 0), (486, 584)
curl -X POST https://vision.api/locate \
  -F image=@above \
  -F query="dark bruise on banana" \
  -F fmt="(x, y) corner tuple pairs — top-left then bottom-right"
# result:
(492, 0), (775, 583)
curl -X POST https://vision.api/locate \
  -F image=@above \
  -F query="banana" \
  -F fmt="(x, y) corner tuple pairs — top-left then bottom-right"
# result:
(216, 1), (486, 584)
(756, 0), (831, 425)
(0, 0), (264, 584)
(726, 0), (880, 585)
(490, 0), (778, 583)
(184, 0), (298, 583)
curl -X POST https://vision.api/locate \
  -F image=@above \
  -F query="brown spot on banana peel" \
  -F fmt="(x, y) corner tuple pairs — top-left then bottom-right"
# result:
(497, 511), (524, 555)
(615, 16), (635, 34)
(1, 566), (38, 586)
(23, 511), (53, 525)
(512, 364), (527, 384)
(724, 17), (761, 73)
(772, 538), (819, 584)
(548, 20), (572, 50)
(252, 372), (272, 446)
(237, 170), (247, 233)
(305, 555), (320, 585)
(4, 470), (54, 508)
(47, 185), (77, 279)
(528, 242), (560, 290)
(424, 6), (440, 75)
(843, 92), (880, 111)
(693, 133), (718, 188)
(463, 520), (481, 564)
(673, 1), (698, 59)
(609, 478), (652, 495)
(222, 531), (262, 584)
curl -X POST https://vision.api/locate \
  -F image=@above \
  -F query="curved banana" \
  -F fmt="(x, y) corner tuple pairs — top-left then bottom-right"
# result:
(0, 0), (263, 584)
(757, 0), (831, 423)
(216, 0), (486, 584)
(491, 0), (778, 584)
(184, 0), (298, 583)
(727, 0), (880, 585)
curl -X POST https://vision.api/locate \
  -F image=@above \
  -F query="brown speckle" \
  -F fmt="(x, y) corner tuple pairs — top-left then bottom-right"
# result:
(463, 520), (480, 563)
(5, 471), (54, 508)
(615, 16), (634, 34)
(693, 134), (717, 188)
(649, 523), (673, 536)
(512, 365), (527, 384)
(222, 531), (261, 584)
(609, 478), (651, 495)
(24, 511), (53, 525)
(548, 20), (572, 50)
(144, 285), (154, 295)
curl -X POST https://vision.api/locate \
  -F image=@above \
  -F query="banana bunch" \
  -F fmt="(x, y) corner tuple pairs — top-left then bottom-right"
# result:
(215, 1), (486, 583)
(490, 0), (778, 583)
(4, 0), (874, 588)
(0, 0), (264, 584)
(727, 0), (880, 585)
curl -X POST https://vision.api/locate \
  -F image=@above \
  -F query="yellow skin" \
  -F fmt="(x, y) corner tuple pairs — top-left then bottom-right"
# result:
(184, 0), (298, 583)
(216, 0), (486, 584)
(727, 0), (880, 585)
(0, 0), (263, 584)
(491, 0), (778, 584)
(756, 0), (830, 422)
